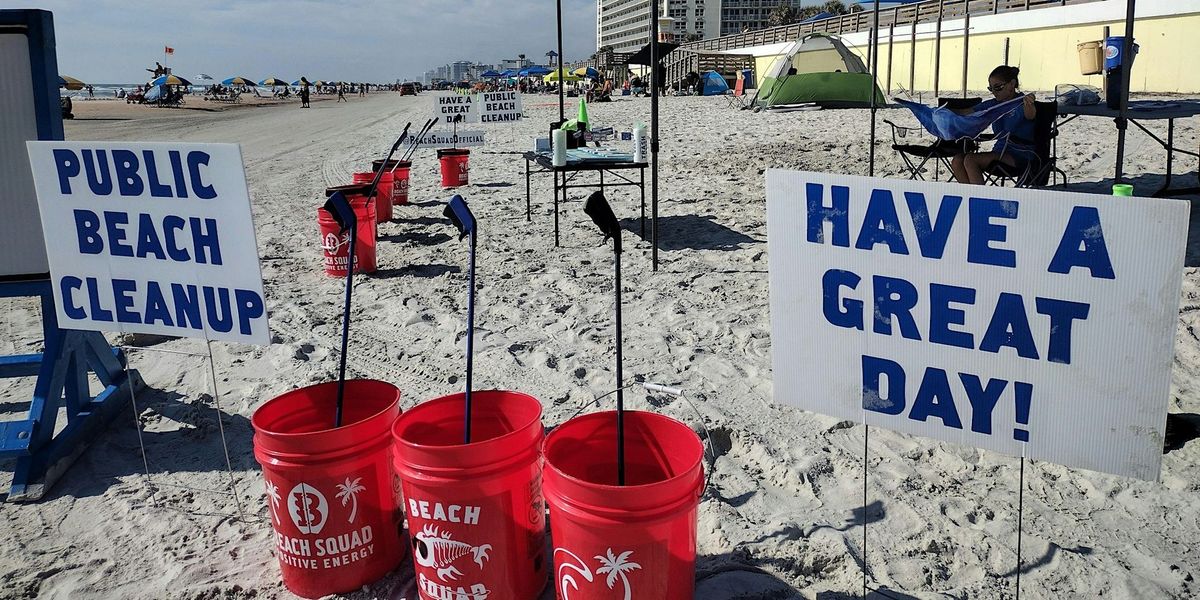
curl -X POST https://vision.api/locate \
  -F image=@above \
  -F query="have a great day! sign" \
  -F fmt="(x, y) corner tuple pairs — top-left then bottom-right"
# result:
(26, 141), (269, 345)
(767, 170), (1188, 481)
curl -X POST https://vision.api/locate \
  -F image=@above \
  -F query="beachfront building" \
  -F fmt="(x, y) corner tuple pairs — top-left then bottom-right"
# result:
(500, 57), (534, 71)
(719, 0), (815, 36)
(597, 0), (722, 52)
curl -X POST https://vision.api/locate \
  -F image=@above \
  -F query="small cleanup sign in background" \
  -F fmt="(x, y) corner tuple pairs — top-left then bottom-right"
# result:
(767, 170), (1188, 481)
(26, 141), (269, 345)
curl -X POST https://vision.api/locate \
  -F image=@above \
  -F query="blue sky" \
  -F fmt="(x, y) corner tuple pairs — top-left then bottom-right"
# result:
(2, 0), (599, 82)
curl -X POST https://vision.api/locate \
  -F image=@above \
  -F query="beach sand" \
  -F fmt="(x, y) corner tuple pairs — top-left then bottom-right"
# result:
(1, 91), (1198, 599)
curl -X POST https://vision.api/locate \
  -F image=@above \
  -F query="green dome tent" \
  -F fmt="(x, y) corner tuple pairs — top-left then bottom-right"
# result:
(753, 33), (885, 109)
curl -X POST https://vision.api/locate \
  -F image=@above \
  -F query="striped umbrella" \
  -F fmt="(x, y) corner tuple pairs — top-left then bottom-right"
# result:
(222, 76), (255, 85)
(573, 66), (600, 79)
(259, 77), (287, 87)
(59, 75), (86, 90)
(151, 74), (192, 86)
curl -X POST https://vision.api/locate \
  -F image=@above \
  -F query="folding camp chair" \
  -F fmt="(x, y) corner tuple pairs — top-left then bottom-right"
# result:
(884, 97), (986, 181)
(983, 101), (1068, 188)
(727, 76), (749, 109)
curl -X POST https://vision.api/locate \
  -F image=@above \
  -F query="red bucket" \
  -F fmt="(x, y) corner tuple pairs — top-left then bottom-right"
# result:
(252, 380), (406, 599)
(437, 149), (470, 188)
(374, 159), (411, 205)
(352, 171), (393, 222)
(391, 390), (547, 600)
(319, 184), (376, 277)
(543, 411), (704, 600)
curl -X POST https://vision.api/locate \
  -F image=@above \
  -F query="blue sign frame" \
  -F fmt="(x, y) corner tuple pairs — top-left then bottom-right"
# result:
(0, 9), (138, 501)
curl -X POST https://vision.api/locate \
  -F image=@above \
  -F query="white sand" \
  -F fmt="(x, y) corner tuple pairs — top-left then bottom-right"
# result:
(1, 91), (1198, 599)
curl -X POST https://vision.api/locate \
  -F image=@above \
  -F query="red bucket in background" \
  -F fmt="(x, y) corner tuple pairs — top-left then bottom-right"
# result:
(543, 411), (704, 600)
(391, 390), (547, 600)
(374, 159), (411, 205)
(319, 184), (376, 277)
(352, 171), (392, 222)
(252, 380), (405, 599)
(437, 149), (470, 188)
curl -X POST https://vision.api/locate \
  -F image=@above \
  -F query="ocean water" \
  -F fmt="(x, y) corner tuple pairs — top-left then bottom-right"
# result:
(61, 83), (284, 98)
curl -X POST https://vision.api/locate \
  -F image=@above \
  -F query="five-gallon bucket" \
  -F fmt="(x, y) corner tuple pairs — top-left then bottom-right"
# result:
(543, 411), (704, 600)
(352, 171), (393, 222)
(252, 380), (405, 599)
(319, 184), (377, 276)
(374, 159), (412, 205)
(391, 390), (547, 600)
(437, 149), (470, 188)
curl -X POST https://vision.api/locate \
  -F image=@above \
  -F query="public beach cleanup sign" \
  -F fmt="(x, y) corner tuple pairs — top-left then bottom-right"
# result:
(26, 141), (270, 345)
(478, 91), (522, 122)
(766, 170), (1188, 481)
(433, 92), (523, 124)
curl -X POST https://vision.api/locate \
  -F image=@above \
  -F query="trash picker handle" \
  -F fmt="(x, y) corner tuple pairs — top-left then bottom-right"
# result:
(323, 191), (357, 428)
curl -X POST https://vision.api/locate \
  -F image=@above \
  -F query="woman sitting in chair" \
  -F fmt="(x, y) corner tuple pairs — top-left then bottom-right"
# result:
(950, 65), (1037, 185)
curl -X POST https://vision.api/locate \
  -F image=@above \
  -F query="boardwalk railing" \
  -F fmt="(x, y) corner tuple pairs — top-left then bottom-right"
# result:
(682, 0), (1100, 53)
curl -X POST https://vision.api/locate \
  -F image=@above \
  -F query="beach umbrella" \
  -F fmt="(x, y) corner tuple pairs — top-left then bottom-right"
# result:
(222, 76), (254, 85)
(151, 74), (192, 86)
(573, 66), (599, 79)
(481, 70), (502, 78)
(544, 69), (582, 83)
(525, 66), (552, 76)
(259, 77), (287, 87)
(499, 69), (517, 77)
(59, 75), (86, 90)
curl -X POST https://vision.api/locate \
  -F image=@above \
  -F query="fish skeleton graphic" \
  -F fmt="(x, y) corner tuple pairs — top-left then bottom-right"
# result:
(413, 524), (492, 582)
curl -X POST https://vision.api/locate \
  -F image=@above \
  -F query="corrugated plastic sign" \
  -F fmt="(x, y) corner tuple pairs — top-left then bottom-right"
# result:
(767, 170), (1187, 480)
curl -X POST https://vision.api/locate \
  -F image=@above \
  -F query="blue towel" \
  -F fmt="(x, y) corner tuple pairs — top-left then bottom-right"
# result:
(894, 96), (1026, 140)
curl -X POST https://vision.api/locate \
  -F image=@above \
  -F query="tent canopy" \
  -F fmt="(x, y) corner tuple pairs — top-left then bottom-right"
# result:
(627, 41), (680, 66)
(700, 71), (729, 96)
(754, 33), (884, 109)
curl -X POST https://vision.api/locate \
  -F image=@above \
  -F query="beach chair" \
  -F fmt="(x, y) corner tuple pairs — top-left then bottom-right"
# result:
(726, 76), (749, 109)
(983, 101), (1067, 188)
(884, 97), (985, 181)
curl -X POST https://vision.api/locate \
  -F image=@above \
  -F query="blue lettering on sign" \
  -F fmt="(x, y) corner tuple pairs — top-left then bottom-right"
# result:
(1048, 206), (1115, 279)
(806, 183), (850, 246)
(822, 269), (863, 330)
(862, 355), (1034, 439)
(50, 148), (217, 199)
(855, 189), (909, 254)
(967, 197), (1018, 268)
(904, 192), (961, 259)
(820, 270), (1089, 365)
(55, 276), (264, 337)
(71, 211), (221, 265)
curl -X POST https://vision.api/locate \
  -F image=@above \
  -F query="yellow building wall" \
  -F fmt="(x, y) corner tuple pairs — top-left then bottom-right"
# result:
(747, 14), (1200, 94)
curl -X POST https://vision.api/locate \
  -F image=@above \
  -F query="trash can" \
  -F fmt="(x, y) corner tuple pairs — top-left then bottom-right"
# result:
(1077, 41), (1103, 76)
(1104, 36), (1139, 109)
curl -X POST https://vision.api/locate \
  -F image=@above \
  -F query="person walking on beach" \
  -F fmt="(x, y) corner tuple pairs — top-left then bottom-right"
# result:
(358, 84), (365, 98)
(337, 84), (347, 102)
(300, 84), (310, 108)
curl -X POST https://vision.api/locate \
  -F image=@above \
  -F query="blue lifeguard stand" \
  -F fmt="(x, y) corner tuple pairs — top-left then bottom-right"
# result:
(0, 9), (140, 501)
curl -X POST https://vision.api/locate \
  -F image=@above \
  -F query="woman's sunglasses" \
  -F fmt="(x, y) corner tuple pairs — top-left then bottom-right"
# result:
(987, 81), (1012, 92)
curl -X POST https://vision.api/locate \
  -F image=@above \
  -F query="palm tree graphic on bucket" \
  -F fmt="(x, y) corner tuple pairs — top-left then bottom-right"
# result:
(335, 477), (367, 523)
(556, 547), (641, 600)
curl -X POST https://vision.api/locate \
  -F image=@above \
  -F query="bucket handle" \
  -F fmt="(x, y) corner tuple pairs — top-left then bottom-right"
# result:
(561, 381), (716, 496)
